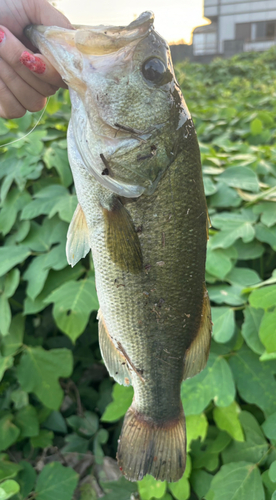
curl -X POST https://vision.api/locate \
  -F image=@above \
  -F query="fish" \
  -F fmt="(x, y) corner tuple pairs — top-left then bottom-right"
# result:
(26, 12), (212, 483)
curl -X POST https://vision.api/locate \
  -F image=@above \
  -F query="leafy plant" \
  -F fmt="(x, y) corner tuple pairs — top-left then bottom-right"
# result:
(0, 47), (276, 499)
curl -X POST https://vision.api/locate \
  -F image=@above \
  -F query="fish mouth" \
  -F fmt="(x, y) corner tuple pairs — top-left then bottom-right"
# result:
(25, 11), (154, 57)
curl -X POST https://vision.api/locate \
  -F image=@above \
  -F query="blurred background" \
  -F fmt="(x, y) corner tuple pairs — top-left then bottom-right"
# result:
(53, 0), (276, 62)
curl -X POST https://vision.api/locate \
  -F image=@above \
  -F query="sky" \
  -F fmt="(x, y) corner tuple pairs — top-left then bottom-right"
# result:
(53, 0), (209, 44)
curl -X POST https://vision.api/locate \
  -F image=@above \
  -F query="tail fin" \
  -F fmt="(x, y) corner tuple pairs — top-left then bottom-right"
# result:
(117, 406), (186, 482)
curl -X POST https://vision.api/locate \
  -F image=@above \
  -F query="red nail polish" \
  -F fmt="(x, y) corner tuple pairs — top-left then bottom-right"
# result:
(0, 30), (5, 43)
(20, 51), (46, 74)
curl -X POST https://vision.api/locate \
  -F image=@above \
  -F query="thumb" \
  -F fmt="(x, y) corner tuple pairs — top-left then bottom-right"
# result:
(28, 0), (73, 30)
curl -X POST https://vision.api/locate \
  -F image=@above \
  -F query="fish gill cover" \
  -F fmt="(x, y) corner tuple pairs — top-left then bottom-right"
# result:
(0, 28), (276, 500)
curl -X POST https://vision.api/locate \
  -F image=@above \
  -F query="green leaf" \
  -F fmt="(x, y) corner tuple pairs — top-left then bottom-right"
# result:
(21, 185), (68, 220)
(22, 217), (67, 253)
(23, 244), (67, 300)
(101, 477), (137, 500)
(253, 202), (276, 227)
(0, 296), (11, 336)
(255, 223), (276, 250)
(206, 462), (264, 500)
(249, 284), (276, 309)
(62, 434), (89, 454)
(262, 411), (276, 440)
(93, 428), (108, 465)
(45, 278), (99, 342)
(23, 263), (84, 315)
(217, 166), (259, 192)
(43, 144), (73, 187)
(222, 411), (268, 464)
(209, 284), (246, 306)
(48, 194), (78, 223)
(35, 462), (78, 500)
(233, 239), (264, 260)
(0, 355), (13, 383)
(0, 480), (20, 499)
(14, 405), (39, 438)
(0, 458), (22, 482)
(206, 246), (233, 280)
(181, 353), (235, 415)
(186, 413), (208, 451)
(269, 461), (276, 483)
(0, 246), (30, 277)
(262, 470), (276, 497)
(210, 183), (241, 208)
(13, 460), (36, 500)
(43, 411), (67, 434)
(190, 469), (213, 500)
(0, 415), (20, 452)
(229, 346), (276, 415)
(2, 314), (24, 357)
(212, 307), (235, 343)
(204, 176), (218, 196)
(0, 188), (31, 236)
(30, 430), (54, 449)
(16, 347), (73, 410)
(168, 456), (191, 500)
(251, 118), (263, 135)
(241, 307), (265, 355)
(213, 402), (244, 442)
(138, 475), (167, 500)
(192, 430), (231, 471)
(259, 310), (276, 353)
(226, 267), (261, 287)
(101, 384), (134, 422)
(3, 269), (20, 298)
(11, 389), (29, 410)
(67, 411), (98, 437)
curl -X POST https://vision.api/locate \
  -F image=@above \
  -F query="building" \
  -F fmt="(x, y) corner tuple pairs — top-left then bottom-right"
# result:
(193, 0), (276, 58)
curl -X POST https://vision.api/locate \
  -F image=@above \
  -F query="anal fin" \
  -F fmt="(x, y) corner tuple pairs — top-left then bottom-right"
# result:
(66, 203), (90, 267)
(98, 310), (132, 386)
(183, 286), (212, 380)
(103, 198), (143, 274)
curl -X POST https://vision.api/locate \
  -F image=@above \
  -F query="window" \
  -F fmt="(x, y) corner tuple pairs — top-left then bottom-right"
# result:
(235, 23), (251, 41)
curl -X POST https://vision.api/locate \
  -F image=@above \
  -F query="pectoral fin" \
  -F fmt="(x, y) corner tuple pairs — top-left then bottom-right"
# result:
(183, 287), (212, 380)
(103, 198), (143, 274)
(66, 203), (90, 267)
(98, 310), (132, 386)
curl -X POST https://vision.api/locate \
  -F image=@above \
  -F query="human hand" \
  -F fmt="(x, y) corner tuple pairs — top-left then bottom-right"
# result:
(0, 0), (72, 118)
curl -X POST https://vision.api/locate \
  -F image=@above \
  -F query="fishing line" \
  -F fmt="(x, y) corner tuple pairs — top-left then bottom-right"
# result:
(0, 97), (50, 148)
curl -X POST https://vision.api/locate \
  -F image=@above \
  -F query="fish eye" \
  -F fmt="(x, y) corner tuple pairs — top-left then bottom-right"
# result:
(142, 58), (167, 84)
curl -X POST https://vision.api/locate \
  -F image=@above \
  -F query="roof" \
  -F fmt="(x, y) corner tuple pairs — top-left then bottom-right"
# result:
(193, 22), (217, 34)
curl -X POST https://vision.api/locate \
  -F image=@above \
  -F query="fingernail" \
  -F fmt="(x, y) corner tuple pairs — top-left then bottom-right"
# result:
(20, 51), (46, 74)
(0, 29), (5, 43)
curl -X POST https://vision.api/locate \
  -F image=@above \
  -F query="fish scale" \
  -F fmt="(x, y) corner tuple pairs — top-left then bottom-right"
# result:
(26, 11), (212, 483)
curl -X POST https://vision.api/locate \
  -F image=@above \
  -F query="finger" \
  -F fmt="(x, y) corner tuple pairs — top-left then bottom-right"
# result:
(0, 26), (66, 91)
(0, 57), (48, 113)
(30, 0), (73, 30)
(20, 50), (67, 89)
(0, 78), (26, 119)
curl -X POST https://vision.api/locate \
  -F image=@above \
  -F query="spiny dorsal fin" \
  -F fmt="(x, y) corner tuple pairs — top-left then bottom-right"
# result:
(66, 203), (90, 267)
(183, 286), (212, 380)
(103, 198), (143, 274)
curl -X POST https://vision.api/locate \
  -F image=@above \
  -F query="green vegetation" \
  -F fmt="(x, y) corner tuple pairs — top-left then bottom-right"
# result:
(0, 48), (276, 499)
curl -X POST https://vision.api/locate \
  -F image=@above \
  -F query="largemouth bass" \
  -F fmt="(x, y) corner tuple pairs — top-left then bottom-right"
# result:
(26, 12), (212, 482)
